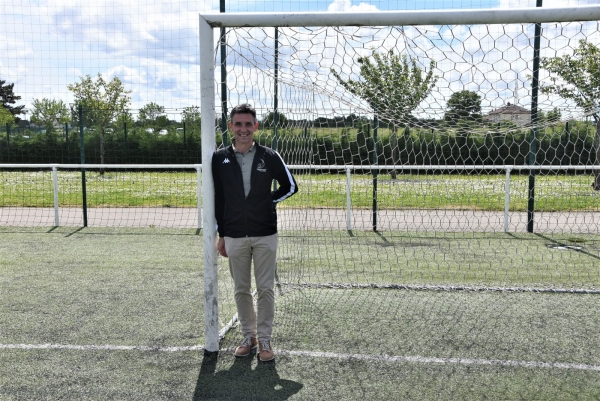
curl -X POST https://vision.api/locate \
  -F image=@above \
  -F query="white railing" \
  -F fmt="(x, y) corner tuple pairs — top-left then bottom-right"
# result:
(2, 163), (600, 233)
(0, 163), (201, 228)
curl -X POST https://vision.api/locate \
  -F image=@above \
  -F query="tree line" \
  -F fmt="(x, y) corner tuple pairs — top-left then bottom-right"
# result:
(2, 39), (600, 178)
(0, 116), (595, 168)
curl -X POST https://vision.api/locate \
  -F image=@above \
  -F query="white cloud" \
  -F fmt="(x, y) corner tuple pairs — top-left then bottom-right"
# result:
(0, 0), (216, 112)
(105, 65), (147, 85)
(327, 0), (379, 12)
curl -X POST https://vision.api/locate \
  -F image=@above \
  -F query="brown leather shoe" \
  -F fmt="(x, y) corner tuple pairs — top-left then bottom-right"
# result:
(258, 339), (274, 362)
(235, 336), (257, 357)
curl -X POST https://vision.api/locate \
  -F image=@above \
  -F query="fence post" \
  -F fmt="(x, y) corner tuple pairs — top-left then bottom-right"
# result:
(504, 167), (512, 233)
(527, 0), (543, 233)
(372, 114), (378, 232)
(196, 165), (203, 230)
(346, 166), (352, 231)
(52, 166), (60, 226)
(79, 105), (88, 227)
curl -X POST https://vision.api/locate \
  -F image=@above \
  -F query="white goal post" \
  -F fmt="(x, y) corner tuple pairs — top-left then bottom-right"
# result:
(198, 5), (600, 353)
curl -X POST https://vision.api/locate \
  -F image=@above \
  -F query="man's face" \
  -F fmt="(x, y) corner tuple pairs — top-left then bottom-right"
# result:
(229, 113), (258, 147)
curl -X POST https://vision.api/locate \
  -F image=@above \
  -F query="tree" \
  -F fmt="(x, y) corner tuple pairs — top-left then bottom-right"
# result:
(182, 106), (201, 142)
(0, 80), (25, 121)
(30, 98), (70, 136)
(113, 110), (135, 142)
(444, 90), (482, 127)
(538, 107), (562, 125)
(0, 105), (15, 127)
(138, 102), (165, 126)
(114, 110), (135, 129)
(182, 106), (201, 126)
(261, 111), (289, 128)
(539, 39), (600, 189)
(67, 74), (131, 171)
(332, 50), (437, 177)
(0, 79), (25, 122)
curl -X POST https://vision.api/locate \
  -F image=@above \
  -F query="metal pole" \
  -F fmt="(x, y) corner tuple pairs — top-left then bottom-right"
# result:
(273, 27), (279, 151)
(52, 166), (60, 226)
(273, 27), (279, 191)
(196, 165), (203, 230)
(220, 0), (228, 147)
(79, 105), (88, 227)
(527, 0), (543, 233)
(504, 167), (511, 233)
(346, 167), (352, 231)
(123, 120), (128, 162)
(199, 15), (219, 354)
(372, 114), (378, 232)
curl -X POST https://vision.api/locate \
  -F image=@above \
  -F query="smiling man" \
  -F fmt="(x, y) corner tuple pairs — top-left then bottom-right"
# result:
(211, 103), (298, 362)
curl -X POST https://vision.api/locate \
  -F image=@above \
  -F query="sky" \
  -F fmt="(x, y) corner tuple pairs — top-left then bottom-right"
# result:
(0, 0), (599, 121)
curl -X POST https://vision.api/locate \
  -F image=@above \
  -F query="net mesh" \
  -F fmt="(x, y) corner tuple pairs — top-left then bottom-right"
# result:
(211, 17), (600, 365)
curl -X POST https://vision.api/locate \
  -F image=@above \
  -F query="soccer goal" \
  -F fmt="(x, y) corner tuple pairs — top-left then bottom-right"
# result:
(199, 4), (600, 366)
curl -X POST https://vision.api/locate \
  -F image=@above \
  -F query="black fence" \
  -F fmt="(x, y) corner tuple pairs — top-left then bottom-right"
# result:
(0, 119), (597, 167)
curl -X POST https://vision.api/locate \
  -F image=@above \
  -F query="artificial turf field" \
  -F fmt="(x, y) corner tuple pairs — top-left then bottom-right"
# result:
(1, 226), (599, 400)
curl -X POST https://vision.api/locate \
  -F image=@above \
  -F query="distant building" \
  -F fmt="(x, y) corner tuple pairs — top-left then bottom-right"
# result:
(486, 102), (530, 126)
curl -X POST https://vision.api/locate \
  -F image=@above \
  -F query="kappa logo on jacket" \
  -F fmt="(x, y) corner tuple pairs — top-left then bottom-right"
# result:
(256, 158), (267, 172)
(223, 158), (231, 164)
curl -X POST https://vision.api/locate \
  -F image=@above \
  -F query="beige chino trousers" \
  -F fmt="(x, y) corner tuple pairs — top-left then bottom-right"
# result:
(225, 233), (278, 341)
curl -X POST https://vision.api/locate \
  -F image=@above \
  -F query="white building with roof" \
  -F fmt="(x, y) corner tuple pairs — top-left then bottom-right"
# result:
(486, 103), (531, 126)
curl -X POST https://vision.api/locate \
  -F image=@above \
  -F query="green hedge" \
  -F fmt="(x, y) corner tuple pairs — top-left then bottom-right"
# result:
(0, 121), (597, 167)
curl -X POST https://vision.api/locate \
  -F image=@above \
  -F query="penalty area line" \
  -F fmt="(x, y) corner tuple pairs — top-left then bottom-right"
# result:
(3, 343), (600, 372)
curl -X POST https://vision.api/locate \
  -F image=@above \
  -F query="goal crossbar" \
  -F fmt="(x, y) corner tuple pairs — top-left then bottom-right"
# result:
(199, 5), (600, 28)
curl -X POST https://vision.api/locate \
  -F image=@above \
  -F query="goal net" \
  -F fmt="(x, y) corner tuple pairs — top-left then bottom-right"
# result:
(199, 6), (600, 368)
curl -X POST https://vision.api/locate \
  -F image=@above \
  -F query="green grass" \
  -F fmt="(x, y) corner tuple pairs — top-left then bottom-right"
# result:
(2, 170), (600, 212)
(276, 230), (600, 289)
(0, 227), (206, 347)
(1, 227), (599, 399)
(0, 170), (198, 208)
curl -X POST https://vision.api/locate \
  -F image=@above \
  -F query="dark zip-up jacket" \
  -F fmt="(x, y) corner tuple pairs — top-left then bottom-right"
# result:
(212, 142), (298, 238)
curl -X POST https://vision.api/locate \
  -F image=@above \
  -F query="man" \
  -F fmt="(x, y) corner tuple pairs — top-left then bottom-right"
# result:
(211, 104), (298, 362)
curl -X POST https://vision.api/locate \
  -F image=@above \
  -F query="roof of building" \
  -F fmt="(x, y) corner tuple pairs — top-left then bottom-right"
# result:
(488, 102), (530, 115)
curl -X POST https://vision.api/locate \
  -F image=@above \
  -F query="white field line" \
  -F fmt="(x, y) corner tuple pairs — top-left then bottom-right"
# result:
(2, 343), (599, 372)
(0, 343), (205, 352)
(276, 350), (600, 372)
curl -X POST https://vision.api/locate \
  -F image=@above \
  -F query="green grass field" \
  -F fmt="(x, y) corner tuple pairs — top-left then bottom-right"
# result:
(2, 170), (600, 212)
(1, 226), (599, 400)
(276, 231), (600, 288)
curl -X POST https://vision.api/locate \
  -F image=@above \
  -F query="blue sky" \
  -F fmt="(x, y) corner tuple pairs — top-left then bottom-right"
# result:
(0, 0), (597, 120)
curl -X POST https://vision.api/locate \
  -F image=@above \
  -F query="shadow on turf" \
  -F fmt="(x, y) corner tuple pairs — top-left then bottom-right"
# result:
(193, 352), (303, 400)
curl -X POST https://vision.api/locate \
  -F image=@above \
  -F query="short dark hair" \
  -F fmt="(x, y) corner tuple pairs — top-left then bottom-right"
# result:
(230, 103), (257, 122)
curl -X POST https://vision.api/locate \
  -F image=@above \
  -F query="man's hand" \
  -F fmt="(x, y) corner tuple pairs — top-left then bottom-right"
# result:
(217, 237), (228, 257)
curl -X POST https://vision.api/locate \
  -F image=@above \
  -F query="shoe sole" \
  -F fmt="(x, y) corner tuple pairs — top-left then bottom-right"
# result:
(258, 354), (275, 362)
